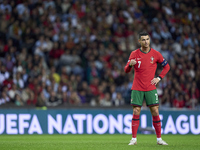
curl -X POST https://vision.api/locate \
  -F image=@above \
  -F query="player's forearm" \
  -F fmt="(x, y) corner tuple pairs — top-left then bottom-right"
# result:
(124, 63), (132, 73)
(158, 63), (170, 79)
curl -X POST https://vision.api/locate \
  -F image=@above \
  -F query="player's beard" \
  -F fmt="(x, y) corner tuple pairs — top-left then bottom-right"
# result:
(143, 43), (149, 48)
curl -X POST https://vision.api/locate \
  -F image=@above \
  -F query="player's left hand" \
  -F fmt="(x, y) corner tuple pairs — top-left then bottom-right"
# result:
(151, 78), (160, 85)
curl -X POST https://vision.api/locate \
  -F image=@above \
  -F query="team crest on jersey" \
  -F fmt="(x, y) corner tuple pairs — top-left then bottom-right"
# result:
(150, 56), (154, 64)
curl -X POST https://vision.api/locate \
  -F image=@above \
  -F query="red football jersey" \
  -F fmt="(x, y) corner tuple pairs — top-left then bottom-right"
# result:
(124, 48), (170, 91)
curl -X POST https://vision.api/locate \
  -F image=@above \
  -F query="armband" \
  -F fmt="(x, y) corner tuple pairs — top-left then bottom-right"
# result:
(161, 59), (168, 67)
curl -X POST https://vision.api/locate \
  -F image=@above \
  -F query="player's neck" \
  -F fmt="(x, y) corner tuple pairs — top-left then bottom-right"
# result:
(140, 47), (150, 53)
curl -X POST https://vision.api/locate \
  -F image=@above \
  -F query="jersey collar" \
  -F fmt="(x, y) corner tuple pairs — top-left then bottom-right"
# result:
(140, 48), (151, 54)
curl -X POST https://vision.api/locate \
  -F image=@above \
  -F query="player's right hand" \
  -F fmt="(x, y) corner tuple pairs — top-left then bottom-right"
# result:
(129, 59), (137, 67)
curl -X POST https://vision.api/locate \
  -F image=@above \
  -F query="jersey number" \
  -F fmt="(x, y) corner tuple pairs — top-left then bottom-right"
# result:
(155, 93), (158, 101)
(138, 61), (141, 68)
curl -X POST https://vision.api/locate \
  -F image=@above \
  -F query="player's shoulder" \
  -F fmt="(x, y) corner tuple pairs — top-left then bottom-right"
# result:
(151, 48), (161, 55)
(130, 48), (140, 55)
(151, 48), (159, 53)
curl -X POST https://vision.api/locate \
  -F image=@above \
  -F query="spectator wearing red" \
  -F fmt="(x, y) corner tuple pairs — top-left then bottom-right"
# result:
(89, 78), (100, 96)
(3, 75), (14, 90)
(173, 94), (185, 108)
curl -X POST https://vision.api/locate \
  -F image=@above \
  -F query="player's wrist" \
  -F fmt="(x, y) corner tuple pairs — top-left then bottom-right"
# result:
(157, 76), (162, 81)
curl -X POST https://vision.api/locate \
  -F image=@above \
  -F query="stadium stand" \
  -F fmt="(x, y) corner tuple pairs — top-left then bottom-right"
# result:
(0, 0), (199, 110)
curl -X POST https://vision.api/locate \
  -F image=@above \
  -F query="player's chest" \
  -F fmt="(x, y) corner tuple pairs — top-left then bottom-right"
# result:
(134, 54), (157, 69)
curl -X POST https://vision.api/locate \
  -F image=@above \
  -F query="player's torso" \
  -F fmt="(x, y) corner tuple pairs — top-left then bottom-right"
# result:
(130, 48), (158, 91)
(133, 48), (157, 72)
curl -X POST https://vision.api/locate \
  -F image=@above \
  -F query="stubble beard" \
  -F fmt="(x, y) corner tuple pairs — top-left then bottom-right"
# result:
(144, 45), (148, 48)
(143, 43), (149, 48)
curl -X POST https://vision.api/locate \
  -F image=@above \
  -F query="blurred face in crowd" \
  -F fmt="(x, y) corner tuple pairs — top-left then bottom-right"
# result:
(139, 35), (150, 49)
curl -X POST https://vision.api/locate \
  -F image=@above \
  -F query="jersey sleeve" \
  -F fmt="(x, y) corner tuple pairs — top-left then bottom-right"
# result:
(156, 51), (170, 79)
(124, 51), (135, 73)
(157, 51), (165, 64)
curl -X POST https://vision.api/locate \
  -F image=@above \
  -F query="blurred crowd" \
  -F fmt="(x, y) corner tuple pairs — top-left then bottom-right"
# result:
(0, 0), (199, 110)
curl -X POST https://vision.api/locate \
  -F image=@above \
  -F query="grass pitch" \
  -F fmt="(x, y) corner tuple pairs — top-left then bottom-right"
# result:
(0, 134), (199, 150)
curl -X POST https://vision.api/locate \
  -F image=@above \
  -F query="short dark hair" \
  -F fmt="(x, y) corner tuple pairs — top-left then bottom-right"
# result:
(138, 31), (149, 39)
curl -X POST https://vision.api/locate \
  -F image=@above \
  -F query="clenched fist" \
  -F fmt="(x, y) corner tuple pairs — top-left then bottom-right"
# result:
(129, 59), (137, 67)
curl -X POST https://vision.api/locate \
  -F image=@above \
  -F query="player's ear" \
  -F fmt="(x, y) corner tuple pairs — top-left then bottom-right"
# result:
(138, 39), (141, 44)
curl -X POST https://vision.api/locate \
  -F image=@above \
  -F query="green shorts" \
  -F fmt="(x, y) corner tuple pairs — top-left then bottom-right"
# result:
(131, 90), (159, 107)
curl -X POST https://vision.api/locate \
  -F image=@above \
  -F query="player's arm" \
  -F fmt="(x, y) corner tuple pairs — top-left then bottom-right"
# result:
(158, 59), (170, 79)
(151, 53), (170, 85)
(124, 52), (136, 73)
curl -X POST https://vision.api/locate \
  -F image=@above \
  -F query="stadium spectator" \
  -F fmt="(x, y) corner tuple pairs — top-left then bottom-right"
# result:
(0, 90), (10, 105)
(99, 92), (112, 107)
(114, 92), (125, 106)
(173, 93), (185, 108)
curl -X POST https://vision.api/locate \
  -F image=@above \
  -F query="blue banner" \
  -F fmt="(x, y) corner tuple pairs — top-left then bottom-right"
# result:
(0, 109), (199, 134)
